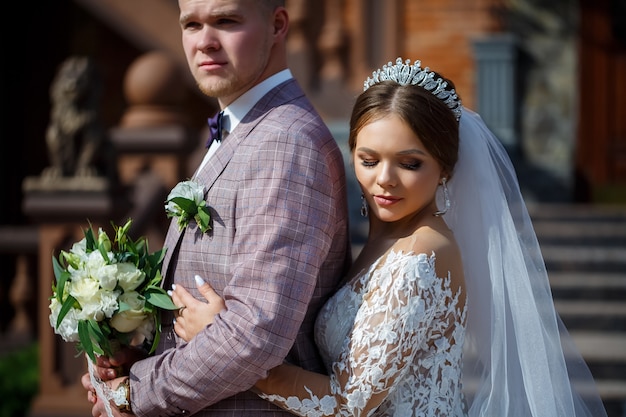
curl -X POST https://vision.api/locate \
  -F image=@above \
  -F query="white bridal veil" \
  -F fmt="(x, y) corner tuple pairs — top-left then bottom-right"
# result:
(445, 108), (608, 417)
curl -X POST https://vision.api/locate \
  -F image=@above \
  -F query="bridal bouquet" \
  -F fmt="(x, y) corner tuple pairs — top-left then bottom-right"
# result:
(49, 219), (177, 363)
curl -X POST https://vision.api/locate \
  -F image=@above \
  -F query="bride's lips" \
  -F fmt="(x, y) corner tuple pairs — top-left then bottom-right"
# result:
(373, 195), (401, 206)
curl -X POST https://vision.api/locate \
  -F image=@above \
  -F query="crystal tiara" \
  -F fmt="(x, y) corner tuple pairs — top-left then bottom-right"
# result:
(363, 57), (462, 121)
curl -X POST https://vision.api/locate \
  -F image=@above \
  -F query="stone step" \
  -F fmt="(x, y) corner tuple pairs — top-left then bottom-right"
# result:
(549, 272), (626, 301)
(556, 299), (626, 331)
(594, 379), (626, 402)
(533, 220), (626, 245)
(570, 331), (626, 361)
(528, 203), (626, 223)
(529, 205), (626, 415)
(570, 331), (626, 382)
(540, 245), (626, 273)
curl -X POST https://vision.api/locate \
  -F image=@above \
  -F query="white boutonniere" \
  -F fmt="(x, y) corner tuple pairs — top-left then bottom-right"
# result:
(165, 180), (212, 233)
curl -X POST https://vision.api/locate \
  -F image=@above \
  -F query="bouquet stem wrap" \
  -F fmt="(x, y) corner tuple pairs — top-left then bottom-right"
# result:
(87, 357), (119, 417)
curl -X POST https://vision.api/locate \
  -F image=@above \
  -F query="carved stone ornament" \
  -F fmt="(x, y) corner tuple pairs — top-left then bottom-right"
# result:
(25, 56), (111, 192)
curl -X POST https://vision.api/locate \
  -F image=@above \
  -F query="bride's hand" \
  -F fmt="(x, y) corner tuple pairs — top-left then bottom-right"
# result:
(170, 275), (226, 342)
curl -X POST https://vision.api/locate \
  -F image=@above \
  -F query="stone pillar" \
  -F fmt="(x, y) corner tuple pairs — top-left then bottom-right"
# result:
(473, 34), (519, 154)
(23, 180), (129, 417)
(109, 51), (200, 251)
(23, 51), (197, 416)
(111, 51), (198, 191)
(19, 54), (132, 416)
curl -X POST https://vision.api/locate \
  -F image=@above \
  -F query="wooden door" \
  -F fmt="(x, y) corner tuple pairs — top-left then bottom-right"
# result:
(575, 0), (626, 202)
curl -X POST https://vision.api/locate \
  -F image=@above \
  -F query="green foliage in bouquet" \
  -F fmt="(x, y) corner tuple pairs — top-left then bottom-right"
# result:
(49, 219), (178, 363)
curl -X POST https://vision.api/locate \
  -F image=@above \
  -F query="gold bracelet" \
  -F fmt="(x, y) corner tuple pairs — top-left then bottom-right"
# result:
(114, 377), (132, 413)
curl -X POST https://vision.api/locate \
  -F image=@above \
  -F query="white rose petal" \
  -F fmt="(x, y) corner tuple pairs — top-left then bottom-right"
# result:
(110, 309), (147, 333)
(134, 316), (156, 343)
(165, 200), (184, 217)
(165, 180), (206, 216)
(110, 292), (148, 333)
(99, 290), (121, 318)
(119, 291), (145, 310)
(49, 298), (80, 342)
(69, 277), (101, 306)
(68, 266), (90, 284)
(92, 263), (119, 291)
(80, 301), (106, 322)
(85, 250), (112, 273)
(70, 238), (88, 258)
(167, 180), (204, 203)
(116, 263), (145, 292)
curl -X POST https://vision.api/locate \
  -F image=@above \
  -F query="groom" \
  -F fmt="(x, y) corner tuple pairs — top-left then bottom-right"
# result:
(83, 0), (351, 415)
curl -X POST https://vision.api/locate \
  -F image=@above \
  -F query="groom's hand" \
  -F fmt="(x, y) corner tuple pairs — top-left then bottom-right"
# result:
(82, 373), (133, 416)
(92, 347), (147, 380)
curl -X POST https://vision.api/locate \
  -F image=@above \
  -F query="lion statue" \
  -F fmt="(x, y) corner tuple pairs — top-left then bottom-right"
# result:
(43, 56), (104, 178)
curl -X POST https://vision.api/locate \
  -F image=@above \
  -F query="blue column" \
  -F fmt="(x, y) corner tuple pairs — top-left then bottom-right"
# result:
(472, 34), (519, 154)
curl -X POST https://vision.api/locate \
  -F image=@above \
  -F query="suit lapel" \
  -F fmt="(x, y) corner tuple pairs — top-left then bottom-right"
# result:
(161, 78), (306, 285)
(194, 78), (305, 192)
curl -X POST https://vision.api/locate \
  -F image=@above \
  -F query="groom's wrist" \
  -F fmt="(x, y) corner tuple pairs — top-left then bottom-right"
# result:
(113, 377), (132, 413)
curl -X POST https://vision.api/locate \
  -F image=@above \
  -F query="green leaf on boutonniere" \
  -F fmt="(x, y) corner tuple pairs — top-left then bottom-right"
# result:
(170, 197), (199, 216)
(195, 203), (212, 233)
(165, 180), (212, 233)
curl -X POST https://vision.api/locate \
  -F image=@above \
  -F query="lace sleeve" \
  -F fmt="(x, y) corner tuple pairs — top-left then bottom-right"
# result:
(256, 252), (465, 416)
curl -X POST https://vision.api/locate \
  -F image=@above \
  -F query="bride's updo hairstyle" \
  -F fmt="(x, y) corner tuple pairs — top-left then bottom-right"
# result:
(349, 77), (460, 179)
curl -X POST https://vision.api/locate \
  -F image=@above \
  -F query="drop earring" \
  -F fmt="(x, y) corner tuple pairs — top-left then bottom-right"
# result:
(360, 194), (369, 217)
(434, 178), (450, 216)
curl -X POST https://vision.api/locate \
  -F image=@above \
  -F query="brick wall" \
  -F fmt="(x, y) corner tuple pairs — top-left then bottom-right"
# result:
(401, 0), (503, 111)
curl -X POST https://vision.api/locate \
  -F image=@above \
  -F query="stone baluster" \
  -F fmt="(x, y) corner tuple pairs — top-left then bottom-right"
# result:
(318, 0), (347, 82)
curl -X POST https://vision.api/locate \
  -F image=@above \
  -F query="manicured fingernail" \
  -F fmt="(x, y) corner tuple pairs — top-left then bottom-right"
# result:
(173, 318), (176, 325)
(167, 290), (173, 296)
(195, 275), (205, 286)
(171, 284), (177, 290)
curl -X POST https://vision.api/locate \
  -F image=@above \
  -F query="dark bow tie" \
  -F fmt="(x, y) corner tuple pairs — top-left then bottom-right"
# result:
(206, 111), (224, 148)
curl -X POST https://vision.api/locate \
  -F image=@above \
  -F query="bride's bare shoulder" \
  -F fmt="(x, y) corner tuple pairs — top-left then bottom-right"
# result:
(397, 226), (464, 282)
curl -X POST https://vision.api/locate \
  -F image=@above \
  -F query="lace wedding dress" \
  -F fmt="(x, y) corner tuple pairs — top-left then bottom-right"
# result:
(256, 108), (606, 417)
(259, 250), (468, 417)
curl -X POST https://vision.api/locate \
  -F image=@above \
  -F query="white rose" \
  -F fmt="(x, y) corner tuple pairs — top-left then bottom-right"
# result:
(69, 237), (88, 258)
(79, 302), (105, 322)
(63, 244), (88, 269)
(91, 263), (119, 291)
(110, 310), (147, 333)
(69, 276), (101, 307)
(85, 250), (113, 276)
(116, 263), (145, 292)
(134, 316), (156, 344)
(165, 180), (205, 215)
(168, 180), (204, 204)
(110, 292), (147, 333)
(98, 289), (121, 318)
(119, 291), (145, 310)
(164, 200), (184, 217)
(68, 265), (90, 283)
(49, 298), (80, 342)
(79, 289), (120, 321)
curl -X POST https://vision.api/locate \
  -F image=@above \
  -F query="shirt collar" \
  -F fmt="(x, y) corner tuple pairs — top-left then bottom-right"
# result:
(222, 69), (292, 133)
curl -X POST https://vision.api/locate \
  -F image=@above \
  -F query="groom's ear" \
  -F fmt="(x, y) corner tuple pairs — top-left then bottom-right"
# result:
(272, 7), (289, 37)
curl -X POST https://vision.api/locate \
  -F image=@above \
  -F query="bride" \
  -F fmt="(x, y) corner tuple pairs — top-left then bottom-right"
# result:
(171, 58), (607, 417)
